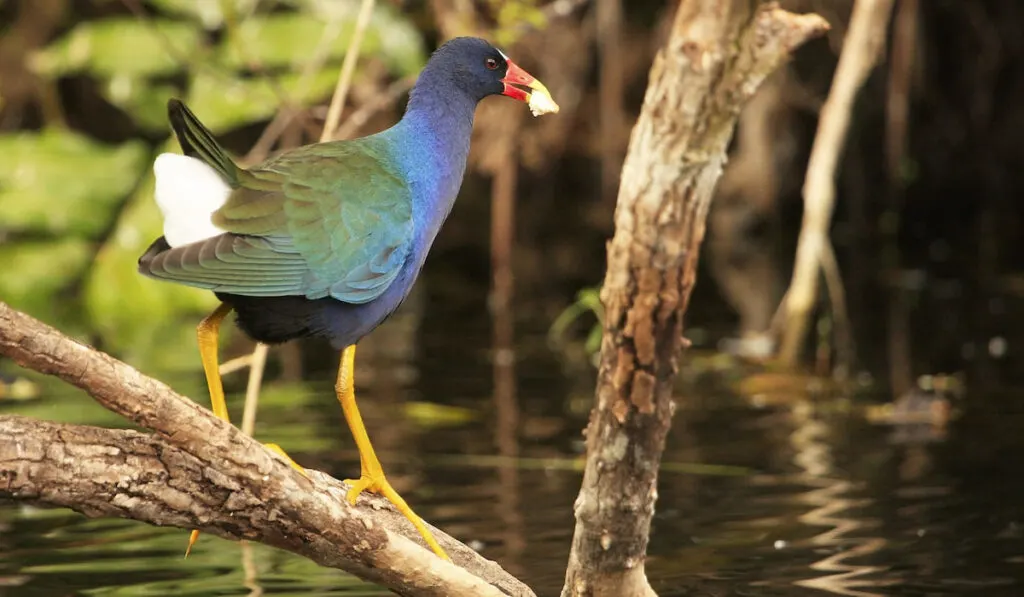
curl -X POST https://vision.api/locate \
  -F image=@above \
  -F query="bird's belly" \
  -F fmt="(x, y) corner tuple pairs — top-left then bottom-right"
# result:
(218, 261), (421, 349)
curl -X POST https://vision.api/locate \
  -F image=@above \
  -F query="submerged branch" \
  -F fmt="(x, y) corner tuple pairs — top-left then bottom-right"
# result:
(0, 301), (534, 597)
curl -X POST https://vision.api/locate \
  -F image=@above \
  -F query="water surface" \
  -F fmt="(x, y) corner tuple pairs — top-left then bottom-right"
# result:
(2, 307), (1023, 597)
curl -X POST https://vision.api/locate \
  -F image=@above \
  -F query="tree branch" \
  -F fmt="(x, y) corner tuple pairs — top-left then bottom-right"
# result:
(0, 301), (534, 597)
(778, 0), (894, 367)
(560, 2), (828, 596)
(322, 0), (376, 141)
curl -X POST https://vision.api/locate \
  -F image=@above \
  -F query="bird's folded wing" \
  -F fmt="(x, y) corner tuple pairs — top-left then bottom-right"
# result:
(142, 139), (415, 305)
(140, 233), (312, 296)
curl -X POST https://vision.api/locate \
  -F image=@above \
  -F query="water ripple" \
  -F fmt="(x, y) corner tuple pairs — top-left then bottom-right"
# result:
(788, 413), (893, 596)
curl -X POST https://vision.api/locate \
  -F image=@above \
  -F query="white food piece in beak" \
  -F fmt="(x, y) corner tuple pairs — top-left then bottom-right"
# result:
(528, 89), (560, 117)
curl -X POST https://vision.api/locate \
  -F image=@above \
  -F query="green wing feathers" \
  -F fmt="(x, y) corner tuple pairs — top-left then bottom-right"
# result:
(143, 106), (414, 304)
(219, 140), (414, 303)
(143, 234), (309, 296)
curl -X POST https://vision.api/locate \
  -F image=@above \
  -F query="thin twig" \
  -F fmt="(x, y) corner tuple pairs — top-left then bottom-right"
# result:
(597, 0), (624, 202)
(777, 0), (894, 367)
(819, 240), (853, 380)
(244, 10), (350, 163)
(218, 0), (293, 108)
(240, 342), (270, 436)
(885, 0), (918, 183)
(332, 75), (415, 140)
(321, 0), (377, 142)
(219, 351), (255, 376)
(119, 0), (201, 70)
(119, 0), (255, 91)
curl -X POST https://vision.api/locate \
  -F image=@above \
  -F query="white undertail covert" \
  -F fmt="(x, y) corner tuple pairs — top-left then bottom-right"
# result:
(153, 153), (230, 247)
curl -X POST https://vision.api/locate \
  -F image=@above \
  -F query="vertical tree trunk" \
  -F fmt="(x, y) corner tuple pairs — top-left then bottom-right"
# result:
(561, 3), (828, 596)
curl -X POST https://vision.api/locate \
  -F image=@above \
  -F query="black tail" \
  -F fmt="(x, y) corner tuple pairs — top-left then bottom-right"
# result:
(167, 98), (240, 187)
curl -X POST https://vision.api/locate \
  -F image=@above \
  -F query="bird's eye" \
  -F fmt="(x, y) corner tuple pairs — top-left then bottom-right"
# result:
(485, 57), (499, 70)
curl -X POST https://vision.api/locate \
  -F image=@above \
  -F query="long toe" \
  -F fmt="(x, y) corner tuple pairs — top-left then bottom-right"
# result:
(343, 473), (449, 560)
(264, 442), (308, 477)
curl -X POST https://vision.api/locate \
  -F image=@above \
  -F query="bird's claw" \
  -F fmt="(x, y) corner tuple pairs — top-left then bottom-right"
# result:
(342, 472), (450, 561)
(343, 473), (379, 505)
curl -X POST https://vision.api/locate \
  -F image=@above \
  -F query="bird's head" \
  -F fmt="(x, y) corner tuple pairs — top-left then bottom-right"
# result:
(429, 37), (559, 116)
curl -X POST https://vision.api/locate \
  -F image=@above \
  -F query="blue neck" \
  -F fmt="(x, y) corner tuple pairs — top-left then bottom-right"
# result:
(382, 82), (477, 248)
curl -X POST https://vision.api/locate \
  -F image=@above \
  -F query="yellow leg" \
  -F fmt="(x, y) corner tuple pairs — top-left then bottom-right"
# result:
(198, 303), (234, 421)
(186, 302), (234, 557)
(186, 304), (306, 558)
(336, 345), (449, 560)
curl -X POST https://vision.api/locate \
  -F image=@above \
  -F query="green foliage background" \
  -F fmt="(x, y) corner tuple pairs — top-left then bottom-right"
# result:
(0, 0), (430, 374)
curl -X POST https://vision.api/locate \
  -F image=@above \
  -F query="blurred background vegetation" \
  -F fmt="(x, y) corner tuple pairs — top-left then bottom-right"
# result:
(6, 2), (1024, 594)
(1, 0), (435, 377)
(2, 0), (1024, 398)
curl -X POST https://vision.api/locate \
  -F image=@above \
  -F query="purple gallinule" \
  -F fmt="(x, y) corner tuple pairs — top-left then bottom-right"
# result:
(138, 37), (558, 560)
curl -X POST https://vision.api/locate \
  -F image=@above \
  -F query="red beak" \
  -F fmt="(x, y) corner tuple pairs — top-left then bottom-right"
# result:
(500, 58), (559, 115)
(500, 59), (537, 103)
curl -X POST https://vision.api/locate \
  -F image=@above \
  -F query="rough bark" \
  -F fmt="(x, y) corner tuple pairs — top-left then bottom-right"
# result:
(561, 3), (828, 597)
(0, 301), (534, 597)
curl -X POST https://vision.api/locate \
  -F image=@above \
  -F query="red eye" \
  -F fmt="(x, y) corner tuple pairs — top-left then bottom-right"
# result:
(485, 57), (499, 70)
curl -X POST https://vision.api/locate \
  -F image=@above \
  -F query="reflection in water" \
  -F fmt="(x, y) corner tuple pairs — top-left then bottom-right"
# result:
(788, 408), (891, 597)
(493, 300), (526, 574)
(795, 478), (890, 597)
(490, 109), (526, 575)
(240, 541), (263, 597)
